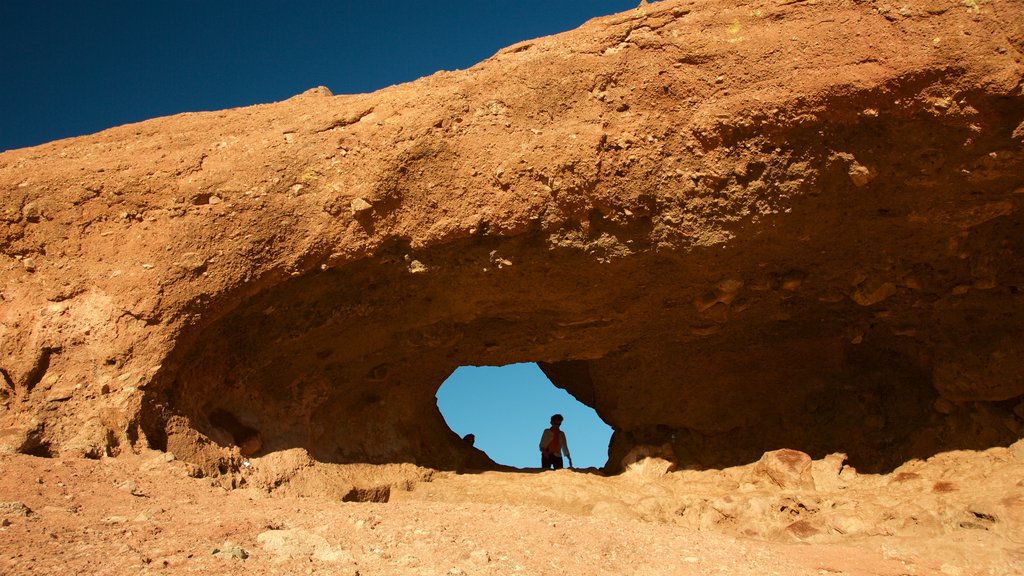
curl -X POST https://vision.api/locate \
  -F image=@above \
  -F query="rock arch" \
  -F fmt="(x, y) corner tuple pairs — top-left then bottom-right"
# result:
(2, 0), (1022, 473)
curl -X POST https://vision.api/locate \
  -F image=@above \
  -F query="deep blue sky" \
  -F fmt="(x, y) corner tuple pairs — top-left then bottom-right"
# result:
(1, 0), (638, 152)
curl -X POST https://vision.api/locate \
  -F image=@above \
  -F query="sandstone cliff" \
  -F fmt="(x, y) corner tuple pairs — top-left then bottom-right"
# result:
(1, 0), (1022, 474)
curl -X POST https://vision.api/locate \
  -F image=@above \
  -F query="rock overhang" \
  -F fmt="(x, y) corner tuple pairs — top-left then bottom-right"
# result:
(0, 0), (1022, 472)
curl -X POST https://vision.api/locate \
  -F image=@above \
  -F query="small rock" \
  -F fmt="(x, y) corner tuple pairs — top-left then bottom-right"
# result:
(350, 197), (373, 214)
(103, 515), (128, 524)
(212, 545), (249, 560)
(408, 260), (428, 274)
(839, 465), (858, 481)
(22, 258), (36, 272)
(22, 202), (40, 222)
(624, 455), (676, 478)
(852, 281), (897, 306)
(1, 518), (10, 527)
(787, 519), (822, 540)
(811, 452), (848, 490)
(781, 270), (806, 291)
(178, 252), (207, 272)
(0, 502), (32, 517)
(848, 162), (876, 187)
(1009, 439), (1024, 462)
(118, 480), (139, 494)
(751, 449), (815, 490)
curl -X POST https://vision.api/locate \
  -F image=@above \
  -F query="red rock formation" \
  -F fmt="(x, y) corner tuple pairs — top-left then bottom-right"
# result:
(1, 0), (1022, 473)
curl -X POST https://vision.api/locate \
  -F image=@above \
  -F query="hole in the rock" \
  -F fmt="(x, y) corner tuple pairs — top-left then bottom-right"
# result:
(147, 214), (1024, 474)
(436, 362), (613, 470)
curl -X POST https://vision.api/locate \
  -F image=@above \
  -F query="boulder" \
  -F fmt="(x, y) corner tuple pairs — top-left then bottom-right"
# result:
(751, 449), (815, 490)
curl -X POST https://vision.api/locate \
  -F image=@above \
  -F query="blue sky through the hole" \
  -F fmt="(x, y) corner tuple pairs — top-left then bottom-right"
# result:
(436, 363), (613, 469)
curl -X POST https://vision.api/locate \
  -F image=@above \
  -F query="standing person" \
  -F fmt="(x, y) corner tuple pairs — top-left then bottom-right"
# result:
(539, 414), (572, 470)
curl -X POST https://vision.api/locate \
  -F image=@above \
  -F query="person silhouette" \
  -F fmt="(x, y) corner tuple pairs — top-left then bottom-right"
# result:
(539, 414), (572, 470)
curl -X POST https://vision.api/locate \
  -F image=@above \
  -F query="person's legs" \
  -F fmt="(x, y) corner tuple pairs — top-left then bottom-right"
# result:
(551, 455), (563, 470)
(541, 453), (559, 470)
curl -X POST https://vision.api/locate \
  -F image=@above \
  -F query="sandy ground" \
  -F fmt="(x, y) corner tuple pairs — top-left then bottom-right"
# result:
(3, 447), (1022, 576)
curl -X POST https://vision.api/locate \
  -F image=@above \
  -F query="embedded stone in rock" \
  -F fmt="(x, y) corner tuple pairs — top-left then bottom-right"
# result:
(810, 453), (849, 492)
(846, 161), (876, 188)
(621, 444), (678, 475)
(21, 203), (40, 222)
(0, 501), (33, 517)
(1009, 440), (1024, 463)
(0, 0), (1022, 474)
(751, 449), (816, 490)
(177, 252), (207, 273)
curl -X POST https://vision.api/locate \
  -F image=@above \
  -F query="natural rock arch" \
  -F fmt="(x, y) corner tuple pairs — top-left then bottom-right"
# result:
(1, 0), (1022, 474)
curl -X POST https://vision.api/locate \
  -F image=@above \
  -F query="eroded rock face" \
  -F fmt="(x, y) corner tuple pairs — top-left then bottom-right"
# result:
(1, 0), (1022, 472)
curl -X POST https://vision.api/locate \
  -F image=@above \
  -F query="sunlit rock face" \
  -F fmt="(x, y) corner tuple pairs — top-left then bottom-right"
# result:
(1, 0), (1022, 473)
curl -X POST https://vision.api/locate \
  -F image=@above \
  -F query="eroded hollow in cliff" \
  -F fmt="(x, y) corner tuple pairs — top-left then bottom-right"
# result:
(435, 362), (613, 469)
(147, 175), (1024, 474)
(149, 233), (643, 471)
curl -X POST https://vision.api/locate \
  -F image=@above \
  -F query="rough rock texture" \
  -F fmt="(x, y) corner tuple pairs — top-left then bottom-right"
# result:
(406, 442), (1024, 575)
(13, 450), (1000, 576)
(1, 0), (1023, 475)
(5, 443), (1023, 575)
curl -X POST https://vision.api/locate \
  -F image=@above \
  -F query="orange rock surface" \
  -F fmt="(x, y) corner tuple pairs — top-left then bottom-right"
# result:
(1, 1), (1024, 572)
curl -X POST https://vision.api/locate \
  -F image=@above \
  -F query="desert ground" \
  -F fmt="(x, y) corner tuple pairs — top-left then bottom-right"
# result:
(3, 441), (1023, 576)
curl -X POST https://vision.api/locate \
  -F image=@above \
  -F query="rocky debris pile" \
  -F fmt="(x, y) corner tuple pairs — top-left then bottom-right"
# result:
(403, 441), (1024, 574)
(6, 449), (1010, 576)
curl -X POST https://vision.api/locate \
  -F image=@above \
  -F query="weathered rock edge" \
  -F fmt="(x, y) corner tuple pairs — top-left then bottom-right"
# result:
(1, 0), (1022, 472)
